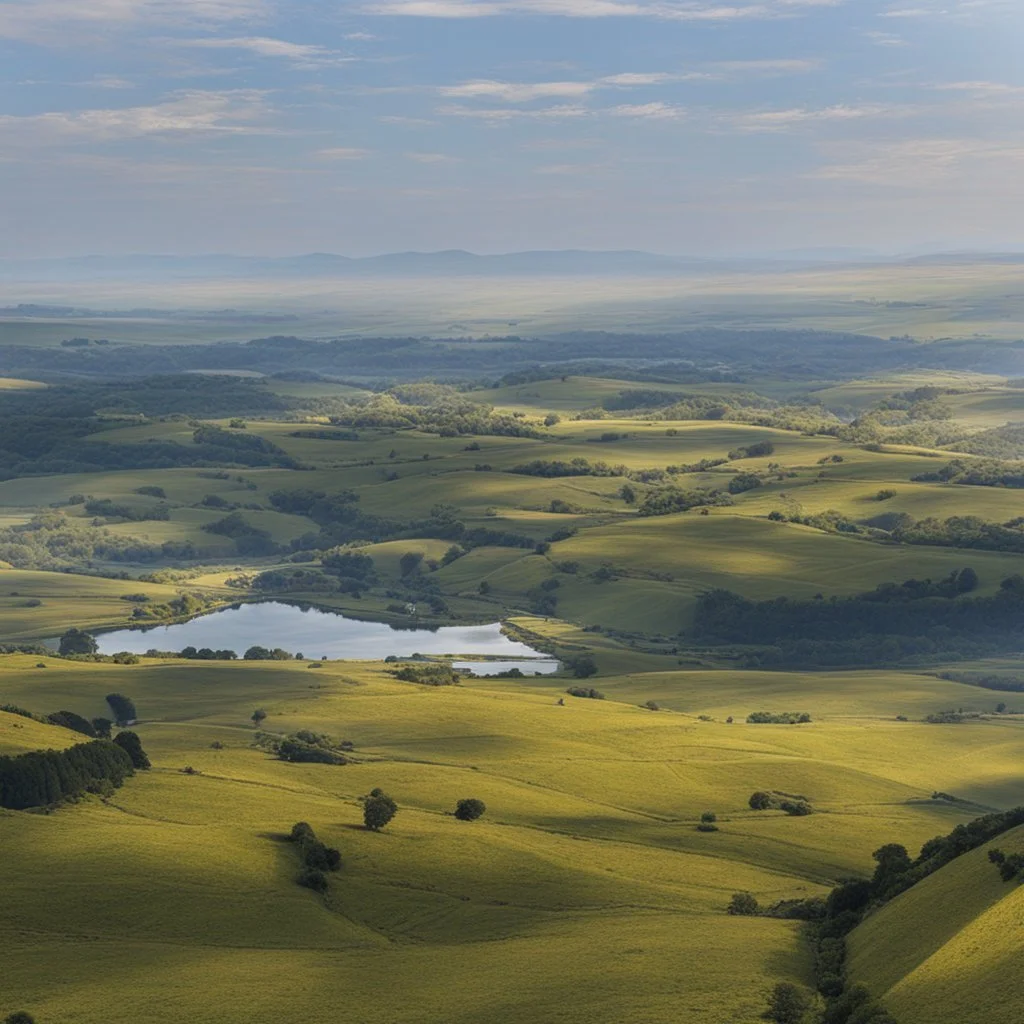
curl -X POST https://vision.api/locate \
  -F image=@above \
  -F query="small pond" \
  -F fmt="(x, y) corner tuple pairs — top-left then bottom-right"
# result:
(93, 601), (560, 673)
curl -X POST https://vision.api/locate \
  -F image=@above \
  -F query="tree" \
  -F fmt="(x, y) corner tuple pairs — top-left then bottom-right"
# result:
(363, 788), (397, 831)
(454, 798), (486, 821)
(47, 711), (96, 737)
(569, 655), (598, 679)
(765, 982), (812, 1024)
(619, 483), (637, 505)
(91, 717), (113, 739)
(105, 693), (137, 726)
(956, 567), (980, 593)
(727, 892), (759, 916)
(871, 843), (912, 892)
(251, 708), (267, 728)
(59, 627), (97, 656)
(399, 551), (424, 577)
(5, 1013), (37, 1024)
(113, 730), (151, 769)
(749, 791), (773, 810)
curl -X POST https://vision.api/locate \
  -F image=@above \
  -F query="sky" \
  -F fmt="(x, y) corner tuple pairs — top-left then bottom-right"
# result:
(1, 0), (1022, 257)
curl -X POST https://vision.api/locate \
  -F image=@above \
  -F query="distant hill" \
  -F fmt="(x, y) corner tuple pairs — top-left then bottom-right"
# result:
(0, 250), (720, 282)
(847, 823), (1024, 1024)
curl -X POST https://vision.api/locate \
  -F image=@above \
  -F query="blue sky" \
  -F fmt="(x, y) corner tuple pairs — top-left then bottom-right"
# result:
(1, 0), (1022, 256)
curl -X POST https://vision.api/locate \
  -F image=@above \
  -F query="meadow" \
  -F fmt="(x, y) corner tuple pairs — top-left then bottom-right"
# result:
(2, 345), (1024, 1023)
(3, 650), (1020, 1024)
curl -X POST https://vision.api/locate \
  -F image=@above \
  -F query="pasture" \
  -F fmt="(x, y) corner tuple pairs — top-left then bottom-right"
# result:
(3, 651), (1020, 1024)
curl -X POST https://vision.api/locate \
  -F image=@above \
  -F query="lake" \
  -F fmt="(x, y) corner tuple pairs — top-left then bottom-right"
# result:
(94, 601), (560, 673)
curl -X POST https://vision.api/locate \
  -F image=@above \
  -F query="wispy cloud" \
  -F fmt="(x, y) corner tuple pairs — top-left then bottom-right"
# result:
(182, 36), (357, 68)
(608, 101), (684, 119)
(437, 71), (708, 104)
(0, 90), (274, 144)
(317, 146), (373, 159)
(726, 103), (906, 132)
(439, 80), (594, 101)
(0, 0), (267, 43)
(364, 0), (844, 21)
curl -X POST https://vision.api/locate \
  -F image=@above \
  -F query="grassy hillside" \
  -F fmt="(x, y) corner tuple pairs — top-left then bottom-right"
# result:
(848, 826), (1024, 1024)
(3, 650), (1017, 1023)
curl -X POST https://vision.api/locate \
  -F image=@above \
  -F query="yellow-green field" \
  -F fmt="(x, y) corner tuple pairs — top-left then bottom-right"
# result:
(2, 651), (1021, 1024)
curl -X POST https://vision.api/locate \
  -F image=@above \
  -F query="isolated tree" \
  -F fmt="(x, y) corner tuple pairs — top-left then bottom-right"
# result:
(363, 788), (397, 831)
(59, 627), (97, 657)
(765, 982), (812, 1024)
(619, 483), (637, 505)
(105, 693), (137, 726)
(701, 811), (717, 824)
(727, 892), (759, 916)
(5, 1012), (36, 1024)
(113, 730), (151, 769)
(251, 708), (267, 728)
(454, 798), (486, 821)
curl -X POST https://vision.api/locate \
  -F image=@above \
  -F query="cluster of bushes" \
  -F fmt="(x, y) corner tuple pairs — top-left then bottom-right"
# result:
(84, 498), (170, 522)
(922, 709), (983, 724)
(243, 646), (299, 661)
(277, 731), (352, 765)
(987, 847), (1024, 882)
(327, 393), (543, 439)
(565, 686), (604, 700)
(390, 664), (461, 686)
(637, 487), (733, 517)
(252, 567), (342, 594)
(913, 458), (1024, 488)
(289, 822), (342, 893)
(749, 791), (813, 815)
(0, 739), (136, 809)
(143, 646), (239, 660)
(747, 712), (812, 724)
(728, 441), (775, 460)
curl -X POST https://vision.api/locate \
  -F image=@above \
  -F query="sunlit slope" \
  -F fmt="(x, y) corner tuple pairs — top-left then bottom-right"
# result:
(0, 654), (829, 1024)
(0, 708), (82, 755)
(0, 569), (205, 642)
(847, 826), (1024, 1024)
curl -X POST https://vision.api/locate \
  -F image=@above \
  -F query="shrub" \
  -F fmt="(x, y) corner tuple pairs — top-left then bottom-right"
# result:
(47, 710), (97, 737)
(727, 892), (760, 916)
(363, 789), (398, 831)
(297, 867), (328, 893)
(566, 686), (605, 700)
(113, 730), (151, 769)
(105, 693), (137, 726)
(5, 1013), (37, 1024)
(764, 982), (812, 1024)
(454, 798), (486, 821)
(749, 791), (773, 810)
(59, 628), (97, 656)
(567, 655), (598, 679)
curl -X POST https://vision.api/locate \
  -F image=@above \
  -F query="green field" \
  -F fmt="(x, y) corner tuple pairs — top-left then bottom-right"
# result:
(4, 649), (1020, 1024)
(3, 356), (1024, 1024)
